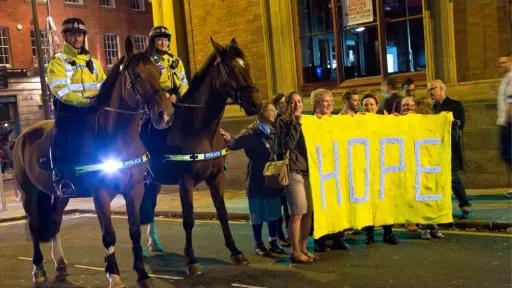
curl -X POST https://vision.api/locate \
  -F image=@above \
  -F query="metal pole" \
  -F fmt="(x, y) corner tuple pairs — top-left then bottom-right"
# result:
(31, 0), (51, 120)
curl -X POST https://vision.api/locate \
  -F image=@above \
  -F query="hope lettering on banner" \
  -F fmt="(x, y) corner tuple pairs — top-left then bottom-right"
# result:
(301, 113), (454, 239)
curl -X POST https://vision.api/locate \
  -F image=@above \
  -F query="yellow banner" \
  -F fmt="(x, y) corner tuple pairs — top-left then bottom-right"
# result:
(301, 113), (454, 239)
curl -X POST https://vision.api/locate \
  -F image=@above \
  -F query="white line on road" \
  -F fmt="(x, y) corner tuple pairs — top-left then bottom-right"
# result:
(232, 283), (267, 288)
(18, 257), (184, 280)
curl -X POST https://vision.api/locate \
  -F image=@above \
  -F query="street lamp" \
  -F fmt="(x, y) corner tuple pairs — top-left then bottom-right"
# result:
(31, 0), (51, 120)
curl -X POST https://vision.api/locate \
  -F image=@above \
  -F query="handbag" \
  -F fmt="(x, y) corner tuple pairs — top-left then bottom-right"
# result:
(261, 136), (289, 188)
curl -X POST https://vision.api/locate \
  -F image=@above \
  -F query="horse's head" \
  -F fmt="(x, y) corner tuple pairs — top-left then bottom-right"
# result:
(211, 38), (261, 116)
(119, 36), (173, 129)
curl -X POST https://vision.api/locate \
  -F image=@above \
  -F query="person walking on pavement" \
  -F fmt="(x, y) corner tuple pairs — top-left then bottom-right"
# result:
(428, 79), (472, 218)
(220, 102), (287, 257)
(496, 55), (512, 198)
(47, 17), (106, 198)
(139, 25), (189, 253)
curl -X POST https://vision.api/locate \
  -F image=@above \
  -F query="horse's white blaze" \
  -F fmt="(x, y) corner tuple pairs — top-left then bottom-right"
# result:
(51, 234), (65, 264)
(236, 58), (245, 68)
(106, 246), (115, 255)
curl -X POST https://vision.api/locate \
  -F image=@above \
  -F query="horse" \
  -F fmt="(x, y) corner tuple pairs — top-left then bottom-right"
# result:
(13, 37), (173, 288)
(141, 38), (261, 275)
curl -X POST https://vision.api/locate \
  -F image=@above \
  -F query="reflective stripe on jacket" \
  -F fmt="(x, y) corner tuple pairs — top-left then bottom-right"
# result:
(47, 42), (106, 107)
(152, 53), (188, 97)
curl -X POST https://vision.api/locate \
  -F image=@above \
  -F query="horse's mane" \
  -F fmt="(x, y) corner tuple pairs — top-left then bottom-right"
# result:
(95, 52), (152, 106)
(183, 43), (245, 101)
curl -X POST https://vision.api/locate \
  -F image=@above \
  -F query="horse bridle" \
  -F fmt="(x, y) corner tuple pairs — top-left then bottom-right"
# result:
(217, 60), (257, 106)
(103, 59), (163, 116)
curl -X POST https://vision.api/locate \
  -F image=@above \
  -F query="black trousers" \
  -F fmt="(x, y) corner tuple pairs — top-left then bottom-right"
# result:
(499, 123), (512, 168)
(452, 168), (470, 208)
(52, 100), (88, 167)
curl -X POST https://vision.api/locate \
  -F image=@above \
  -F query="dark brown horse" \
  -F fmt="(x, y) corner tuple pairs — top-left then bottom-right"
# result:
(13, 37), (173, 288)
(142, 38), (260, 275)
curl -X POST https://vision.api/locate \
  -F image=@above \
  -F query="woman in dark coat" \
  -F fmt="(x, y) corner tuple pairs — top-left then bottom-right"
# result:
(221, 102), (286, 257)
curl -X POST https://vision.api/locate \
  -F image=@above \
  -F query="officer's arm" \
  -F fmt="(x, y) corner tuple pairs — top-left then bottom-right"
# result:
(176, 60), (189, 97)
(94, 59), (107, 84)
(47, 57), (89, 106)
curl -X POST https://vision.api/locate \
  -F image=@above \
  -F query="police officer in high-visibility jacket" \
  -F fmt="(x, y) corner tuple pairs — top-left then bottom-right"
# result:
(139, 25), (188, 253)
(47, 18), (106, 197)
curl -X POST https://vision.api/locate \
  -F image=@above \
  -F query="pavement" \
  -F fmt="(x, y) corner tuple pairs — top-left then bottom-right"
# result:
(0, 172), (511, 232)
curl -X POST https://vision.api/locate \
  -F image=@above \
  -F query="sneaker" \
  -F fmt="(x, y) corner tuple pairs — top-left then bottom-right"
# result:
(460, 206), (472, 219)
(505, 192), (512, 199)
(365, 231), (375, 245)
(331, 238), (349, 250)
(430, 230), (444, 239)
(314, 239), (327, 252)
(255, 242), (272, 257)
(268, 239), (287, 255)
(420, 229), (431, 240)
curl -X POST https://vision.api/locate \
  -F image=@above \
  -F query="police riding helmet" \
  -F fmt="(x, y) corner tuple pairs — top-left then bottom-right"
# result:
(62, 18), (87, 35)
(149, 26), (171, 41)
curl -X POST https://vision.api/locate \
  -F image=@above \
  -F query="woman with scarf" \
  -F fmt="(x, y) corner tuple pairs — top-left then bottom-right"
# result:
(221, 102), (286, 257)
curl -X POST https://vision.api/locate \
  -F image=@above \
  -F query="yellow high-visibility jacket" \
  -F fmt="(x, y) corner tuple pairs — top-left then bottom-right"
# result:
(47, 42), (106, 107)
(151, 53), (188, 97)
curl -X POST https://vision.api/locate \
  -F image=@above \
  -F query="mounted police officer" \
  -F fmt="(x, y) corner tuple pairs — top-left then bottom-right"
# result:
(47, 18), (106, 197)
(140, 25), (189, 253)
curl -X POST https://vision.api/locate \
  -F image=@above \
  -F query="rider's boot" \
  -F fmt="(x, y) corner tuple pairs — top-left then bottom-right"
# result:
(50, 147), (75, 199)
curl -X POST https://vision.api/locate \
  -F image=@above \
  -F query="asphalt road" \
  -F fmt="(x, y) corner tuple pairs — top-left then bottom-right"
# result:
(0, 214), (510, 288)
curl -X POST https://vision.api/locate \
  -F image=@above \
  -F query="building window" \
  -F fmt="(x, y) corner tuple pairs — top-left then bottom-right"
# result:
(0, 27), (10, 66)
(64, 0), (83, 4)
(296, 0), (426, 87)
(103, 34), (119, 66)
(100, 0), (115, 8)
(30, 30), (52, 67)
(133, 35), (148, 52)
(130, 0), (145, 11)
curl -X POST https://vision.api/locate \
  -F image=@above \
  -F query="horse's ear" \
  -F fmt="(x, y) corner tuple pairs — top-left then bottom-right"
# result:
(210, 37), (226, 55)
(125, 36), (134, 58)
(230, 38), (238, 47)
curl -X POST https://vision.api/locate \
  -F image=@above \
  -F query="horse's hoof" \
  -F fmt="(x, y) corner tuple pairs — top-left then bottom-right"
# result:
(231, 254), (249, 265)
(136, 278), (153, 288)
(186, 263), (203, 276)
(55, 261), (68, 281)
(107, 273), (125, 288)
(32, 269), (47, 284)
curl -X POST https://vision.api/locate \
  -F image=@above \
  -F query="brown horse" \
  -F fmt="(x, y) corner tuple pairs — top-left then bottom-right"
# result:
(13, 37), (173, 288)
(141, 38), (260, 275)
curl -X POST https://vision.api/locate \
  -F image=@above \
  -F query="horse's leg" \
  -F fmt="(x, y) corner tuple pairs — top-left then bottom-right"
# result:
(124, 182), (151, 287)
(31, 239), (47, 284)
(51, 233), (68, 281)
(93, 190), (124, 288)
(179, 176), (202, 276)
(205, 172), (248, 265)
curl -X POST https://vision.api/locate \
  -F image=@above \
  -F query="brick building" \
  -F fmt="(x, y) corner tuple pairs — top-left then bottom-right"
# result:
(168, 0), (511, 188)
(0, 0), (153, 133)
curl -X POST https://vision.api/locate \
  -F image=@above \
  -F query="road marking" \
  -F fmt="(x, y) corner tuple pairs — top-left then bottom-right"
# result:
(17, 258), (184, 280)
(393, 228), (512, 238)
(0, 219), (26, 226)
(75, 213), (248, 224)
(232, 283), (267, 288)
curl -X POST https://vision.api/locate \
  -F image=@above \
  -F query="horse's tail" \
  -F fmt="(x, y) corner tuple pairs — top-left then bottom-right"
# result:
(13, 120), (60, 243)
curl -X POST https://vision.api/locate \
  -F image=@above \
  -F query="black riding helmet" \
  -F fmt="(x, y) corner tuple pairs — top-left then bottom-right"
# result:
(149, 26), (171, 41)
(62, 18), (87, 35)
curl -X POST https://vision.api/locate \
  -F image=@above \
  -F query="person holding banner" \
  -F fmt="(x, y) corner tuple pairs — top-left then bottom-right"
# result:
(310, 89), (350, 252)
(221, 102), (287, 257)
(429, 79), (472, 218)
(361, 92), (399, 245)
(276, 91), (315, 264)
(339, 89), (361, 115)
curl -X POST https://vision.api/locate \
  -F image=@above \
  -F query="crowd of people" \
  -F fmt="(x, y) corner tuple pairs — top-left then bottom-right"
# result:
(222, 77), (480, 264)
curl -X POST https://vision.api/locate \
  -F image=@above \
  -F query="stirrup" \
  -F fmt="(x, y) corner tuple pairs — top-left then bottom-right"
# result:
(55, 180), (76, 199)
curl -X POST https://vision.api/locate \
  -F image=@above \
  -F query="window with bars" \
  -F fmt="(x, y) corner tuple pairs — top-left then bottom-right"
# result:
(130, 0), (145, 11)
(133, 35), (148, 52)
(30, 30), (52, 67)
(64, 0), (83, 4)
(100, 0), (115, 8)
(296, 0), (426, 87)
(103, 34), (119, 66)
(0, 27), (10, 66)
